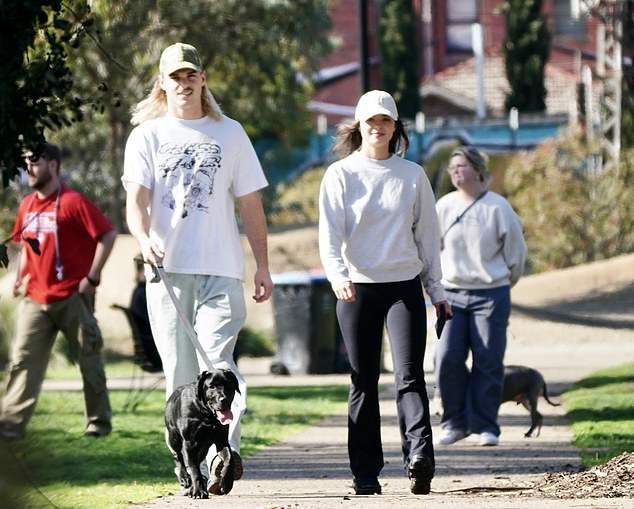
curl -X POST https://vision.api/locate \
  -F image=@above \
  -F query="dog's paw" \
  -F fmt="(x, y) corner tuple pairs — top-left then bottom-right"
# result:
(178, 474), (192, 489)
(190, 479), (209, 499)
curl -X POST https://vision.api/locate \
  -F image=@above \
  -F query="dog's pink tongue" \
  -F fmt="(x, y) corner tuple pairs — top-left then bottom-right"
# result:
(216, 409), (233, 425)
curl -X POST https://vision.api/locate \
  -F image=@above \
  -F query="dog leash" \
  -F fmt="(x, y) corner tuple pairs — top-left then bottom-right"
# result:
(152, 262), (214, 371)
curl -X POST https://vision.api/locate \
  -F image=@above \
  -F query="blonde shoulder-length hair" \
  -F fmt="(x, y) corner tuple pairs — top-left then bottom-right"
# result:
(130, 77), (223, 125)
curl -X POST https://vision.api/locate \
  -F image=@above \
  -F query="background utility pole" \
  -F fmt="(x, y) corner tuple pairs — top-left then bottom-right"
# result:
(596, 2), (623, 172)
(358, 0), (369, 93)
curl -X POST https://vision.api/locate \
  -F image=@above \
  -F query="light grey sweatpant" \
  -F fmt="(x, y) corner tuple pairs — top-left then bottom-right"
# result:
(145, 271), (246, 467)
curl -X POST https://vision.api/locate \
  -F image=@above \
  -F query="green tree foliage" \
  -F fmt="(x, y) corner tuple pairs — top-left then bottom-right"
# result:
(50, 0), (332, 228)
(378, 0), (420, 119)
(51, 1), (166, 228)
(0, 1), (94, 185)
(500, 0), (550, 112)
(505, 127), (634, 272)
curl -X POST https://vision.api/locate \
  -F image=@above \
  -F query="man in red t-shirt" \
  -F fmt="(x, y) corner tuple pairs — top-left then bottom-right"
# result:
(0, 142), (117, 439)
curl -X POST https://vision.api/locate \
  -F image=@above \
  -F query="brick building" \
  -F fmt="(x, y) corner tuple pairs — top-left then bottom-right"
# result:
(310, 0), (603, 124)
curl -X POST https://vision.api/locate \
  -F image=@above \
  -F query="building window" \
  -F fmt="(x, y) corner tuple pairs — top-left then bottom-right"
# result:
(446, 0), (478, 52)
(553, 0), (587, 37)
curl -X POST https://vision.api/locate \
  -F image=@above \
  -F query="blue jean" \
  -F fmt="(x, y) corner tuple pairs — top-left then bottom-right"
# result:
(434, 286), (510, 437)
(336, 277), (434, 479)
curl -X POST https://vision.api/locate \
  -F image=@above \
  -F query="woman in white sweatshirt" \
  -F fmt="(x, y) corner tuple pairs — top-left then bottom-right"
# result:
(319, 90), (450, 496)
(434, 147), (527, 448)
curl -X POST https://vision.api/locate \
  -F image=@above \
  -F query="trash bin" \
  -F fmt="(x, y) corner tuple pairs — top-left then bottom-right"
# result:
(270, 270), (348, 375)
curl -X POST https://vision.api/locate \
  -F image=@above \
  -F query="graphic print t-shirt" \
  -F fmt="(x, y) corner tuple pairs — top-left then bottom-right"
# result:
(122, 114), (267, 279)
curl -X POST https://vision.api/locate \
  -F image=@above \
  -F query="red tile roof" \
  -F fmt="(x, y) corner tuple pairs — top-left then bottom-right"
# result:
(420, 53), (591, 117)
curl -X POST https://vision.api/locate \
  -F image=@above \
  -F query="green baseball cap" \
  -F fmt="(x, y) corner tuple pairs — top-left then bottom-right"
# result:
(159, 42), (202, 75)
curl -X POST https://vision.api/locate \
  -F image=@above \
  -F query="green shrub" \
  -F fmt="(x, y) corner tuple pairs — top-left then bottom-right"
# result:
(422, 141), (460, 197)
(235, 326), (274, 358)
(268, 165), (325, 226)
(505, 126), (634, 272)
(0, 177), (24, 241)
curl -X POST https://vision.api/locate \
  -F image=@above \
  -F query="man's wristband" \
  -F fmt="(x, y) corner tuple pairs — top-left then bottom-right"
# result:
(86, 275), (100, 287)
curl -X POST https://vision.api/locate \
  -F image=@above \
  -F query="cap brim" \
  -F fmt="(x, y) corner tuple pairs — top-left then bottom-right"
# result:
(161, 62), (202, 75)
(356, 107), (397, 122)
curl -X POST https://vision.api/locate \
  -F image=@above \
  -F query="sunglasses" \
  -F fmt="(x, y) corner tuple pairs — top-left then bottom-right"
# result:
(24, 153), (44, 163)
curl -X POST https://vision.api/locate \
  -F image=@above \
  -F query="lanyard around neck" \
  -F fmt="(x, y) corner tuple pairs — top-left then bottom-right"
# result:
(27, 185), (64, 281)
(52, 185), (64, 281)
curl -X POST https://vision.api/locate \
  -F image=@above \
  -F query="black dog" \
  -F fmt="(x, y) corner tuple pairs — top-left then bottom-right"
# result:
(502, 365), (560, 438)
(165, 369), (240, 498)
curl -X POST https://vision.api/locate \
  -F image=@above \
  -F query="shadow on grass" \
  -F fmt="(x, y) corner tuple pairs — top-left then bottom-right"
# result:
(14, 429), (172, 486)
(566, 373), (634, 391)
(566, 406), (634, 424)
(0, 442), (27, 508)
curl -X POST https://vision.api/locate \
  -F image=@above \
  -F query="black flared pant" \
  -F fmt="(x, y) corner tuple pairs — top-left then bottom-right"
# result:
(336, 277), (434, 479)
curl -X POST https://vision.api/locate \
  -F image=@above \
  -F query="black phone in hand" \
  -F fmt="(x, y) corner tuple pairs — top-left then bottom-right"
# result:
(435, 306), (447, 339)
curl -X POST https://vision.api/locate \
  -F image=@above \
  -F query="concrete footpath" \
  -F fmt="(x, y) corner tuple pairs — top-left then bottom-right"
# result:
(112, 255), (634, 509)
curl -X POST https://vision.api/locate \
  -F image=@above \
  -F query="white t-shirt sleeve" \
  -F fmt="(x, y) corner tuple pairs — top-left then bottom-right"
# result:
(231, 124), (268, 197)
(122, 125), (154, 190)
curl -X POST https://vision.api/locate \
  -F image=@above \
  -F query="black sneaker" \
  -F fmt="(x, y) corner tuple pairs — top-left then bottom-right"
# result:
(353, 477), (381, 495)
(408, 455), (433, 495)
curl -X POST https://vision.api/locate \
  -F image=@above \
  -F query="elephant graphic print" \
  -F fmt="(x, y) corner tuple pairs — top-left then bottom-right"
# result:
(157, 141), (221, 218)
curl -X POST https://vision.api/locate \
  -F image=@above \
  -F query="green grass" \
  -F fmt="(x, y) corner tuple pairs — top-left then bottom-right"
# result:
(564, 362), (634, 466)
(1, 384), (348, 509)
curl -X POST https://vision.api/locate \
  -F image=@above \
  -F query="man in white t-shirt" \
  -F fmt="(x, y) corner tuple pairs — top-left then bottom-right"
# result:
(122, 42), (273, 494)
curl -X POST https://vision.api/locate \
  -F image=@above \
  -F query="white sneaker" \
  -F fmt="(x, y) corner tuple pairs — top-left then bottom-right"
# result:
(434, 428), (468, 445)
(479, 431), (499, 446)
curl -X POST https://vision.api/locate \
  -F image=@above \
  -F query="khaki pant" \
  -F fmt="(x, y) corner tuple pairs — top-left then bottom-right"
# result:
(0, 293), (111, 435)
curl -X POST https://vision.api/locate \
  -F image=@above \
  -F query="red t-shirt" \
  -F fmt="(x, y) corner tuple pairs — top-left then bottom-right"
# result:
(12, 185), (114, 304)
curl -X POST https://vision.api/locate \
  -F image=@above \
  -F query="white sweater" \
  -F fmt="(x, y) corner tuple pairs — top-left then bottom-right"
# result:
(436, 190), (527, 289)
(318, 151), (445, 303)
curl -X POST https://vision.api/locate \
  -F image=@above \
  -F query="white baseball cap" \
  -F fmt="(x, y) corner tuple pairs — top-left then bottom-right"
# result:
(354, 90), (399, 122)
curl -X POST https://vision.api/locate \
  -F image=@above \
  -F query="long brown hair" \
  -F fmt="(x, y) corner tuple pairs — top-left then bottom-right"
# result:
(331, 119), (409, 159)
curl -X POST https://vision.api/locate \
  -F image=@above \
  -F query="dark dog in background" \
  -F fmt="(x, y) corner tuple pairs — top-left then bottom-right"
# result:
(432, 365), (560, 438)
(165, 369), (240, 498)
(502, 365), (560, 437)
